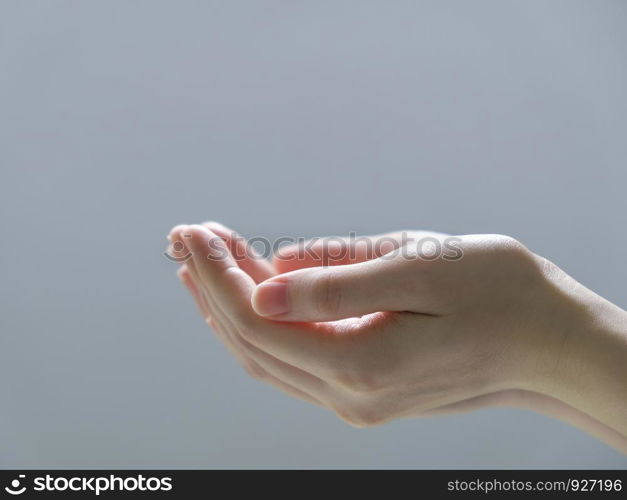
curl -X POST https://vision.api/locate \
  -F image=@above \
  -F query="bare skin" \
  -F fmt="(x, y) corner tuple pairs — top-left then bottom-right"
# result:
(167, 222), (627, 453)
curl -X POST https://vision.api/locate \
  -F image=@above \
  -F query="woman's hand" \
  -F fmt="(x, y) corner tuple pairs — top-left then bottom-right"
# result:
(167, 222), (627, 452)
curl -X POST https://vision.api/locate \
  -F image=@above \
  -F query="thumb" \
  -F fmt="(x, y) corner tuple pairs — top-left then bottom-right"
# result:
(251, 253), (429, 321)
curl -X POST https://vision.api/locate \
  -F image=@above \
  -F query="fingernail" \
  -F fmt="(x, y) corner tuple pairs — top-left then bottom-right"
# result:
(253, 282), (289, 316)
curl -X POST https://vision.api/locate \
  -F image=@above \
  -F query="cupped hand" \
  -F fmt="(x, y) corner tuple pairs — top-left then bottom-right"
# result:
(168, 222), (561, 424)
(166, 222), (627, 452)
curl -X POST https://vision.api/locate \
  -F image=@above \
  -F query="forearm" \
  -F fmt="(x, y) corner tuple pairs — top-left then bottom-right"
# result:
(420, 389), (627, 453)
(505, 390), (627, 454)
(551, 299), (627, 437)
(525, 265), (627, 442)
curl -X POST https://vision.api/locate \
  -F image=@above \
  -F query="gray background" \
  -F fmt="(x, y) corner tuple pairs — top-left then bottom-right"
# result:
(1, 1), (626, 468)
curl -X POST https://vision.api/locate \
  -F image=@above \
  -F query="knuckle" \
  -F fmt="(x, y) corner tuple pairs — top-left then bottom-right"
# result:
(489, 235), (536, 268)
(312, 272), (342, 317)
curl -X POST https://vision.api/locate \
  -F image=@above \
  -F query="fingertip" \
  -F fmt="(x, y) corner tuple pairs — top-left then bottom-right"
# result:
(165, 225), (192, 262)
(184, 224), (218, 252)
(169, 224), (189, 240)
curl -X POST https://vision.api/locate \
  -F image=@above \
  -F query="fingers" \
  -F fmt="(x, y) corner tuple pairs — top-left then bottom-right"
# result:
(232, 334), (328, 401)
(172, 224), (351, 378)
(166, 225), (194, 263)
(252, 250), (438, 321)
(181, 224), (258, 319)
(177, 266), (211, 322)
(209, 311), (324, 406)
(176, 235), (327, 406)
(272, 230), (449, 274)
(203, 221), (275, 284)
(272, 231), (408, 274)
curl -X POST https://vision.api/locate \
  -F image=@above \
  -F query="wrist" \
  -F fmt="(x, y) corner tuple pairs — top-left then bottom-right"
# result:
(520, 259), (627, 434)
